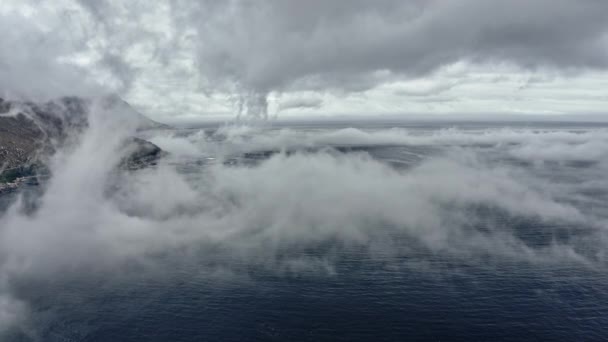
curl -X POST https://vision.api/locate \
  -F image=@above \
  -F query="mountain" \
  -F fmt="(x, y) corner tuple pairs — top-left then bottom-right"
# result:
(0, 96), (167, 191)
(96, 95), (171, 131)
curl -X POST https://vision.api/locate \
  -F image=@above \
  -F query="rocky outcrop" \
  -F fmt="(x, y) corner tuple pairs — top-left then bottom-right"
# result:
(0, 96), (168, 191)
(121, 137), (166, 170)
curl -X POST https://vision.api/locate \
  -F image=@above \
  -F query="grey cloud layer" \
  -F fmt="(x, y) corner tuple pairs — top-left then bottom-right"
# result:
(2, 1), (608, 108)
(186, 0), (608, 116)
(175, 0), (608, 93)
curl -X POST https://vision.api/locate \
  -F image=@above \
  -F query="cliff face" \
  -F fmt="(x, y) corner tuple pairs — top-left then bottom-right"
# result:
(0, 96), (90, 169)
(0, 111), (42, 169)
(0, 96), (167, 189)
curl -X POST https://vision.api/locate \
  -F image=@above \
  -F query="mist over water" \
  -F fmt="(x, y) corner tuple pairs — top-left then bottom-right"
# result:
(1, 114), (608, 340)
(3, 1), (608, 340)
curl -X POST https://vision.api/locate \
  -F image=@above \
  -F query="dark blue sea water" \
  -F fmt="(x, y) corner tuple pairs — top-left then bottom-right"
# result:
(2, 121), (608, 341)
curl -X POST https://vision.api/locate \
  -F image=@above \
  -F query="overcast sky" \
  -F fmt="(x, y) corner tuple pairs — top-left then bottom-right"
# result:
(2, 0), (608, 122)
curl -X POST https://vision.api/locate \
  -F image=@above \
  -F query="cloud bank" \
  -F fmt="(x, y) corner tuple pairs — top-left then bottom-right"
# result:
(3, 119), (608, 330)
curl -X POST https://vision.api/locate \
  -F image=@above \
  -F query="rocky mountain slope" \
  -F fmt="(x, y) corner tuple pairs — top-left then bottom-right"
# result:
(0, 96), (167, 193)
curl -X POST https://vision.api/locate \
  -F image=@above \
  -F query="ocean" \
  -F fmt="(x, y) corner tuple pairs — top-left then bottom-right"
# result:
(2, 120), (608, 341)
